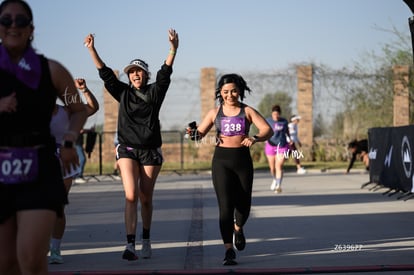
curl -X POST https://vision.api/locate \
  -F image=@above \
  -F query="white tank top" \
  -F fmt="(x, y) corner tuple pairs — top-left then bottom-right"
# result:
(50, 104), (69, 145)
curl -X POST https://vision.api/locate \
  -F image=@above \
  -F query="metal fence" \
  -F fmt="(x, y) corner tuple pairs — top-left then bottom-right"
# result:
(81, 130), (217, 177)
(81, 130), (352, 180)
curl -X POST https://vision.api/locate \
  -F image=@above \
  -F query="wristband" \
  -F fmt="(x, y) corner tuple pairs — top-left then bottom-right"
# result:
(190, 129), (200, 141)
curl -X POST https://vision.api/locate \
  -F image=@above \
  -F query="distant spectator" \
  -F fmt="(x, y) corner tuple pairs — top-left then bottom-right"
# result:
(50, 78), (99, 264)
(346, 139), (369, 173)
(287, 115), (306, 174)
(265, 105), (291, 194)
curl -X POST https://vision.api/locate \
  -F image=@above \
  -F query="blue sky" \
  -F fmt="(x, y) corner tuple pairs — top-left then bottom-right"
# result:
(23, 0), (413, 129)
(26, 0), (411, 79)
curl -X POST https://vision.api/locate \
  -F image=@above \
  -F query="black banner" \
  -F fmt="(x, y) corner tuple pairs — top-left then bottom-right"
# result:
(368, 125), (414, 193)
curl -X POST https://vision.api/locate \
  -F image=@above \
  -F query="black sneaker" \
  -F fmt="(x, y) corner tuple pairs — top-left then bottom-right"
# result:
(122, 246), (138, 261)
(223, 248), (237, 266)
(234, 228), (246, 251)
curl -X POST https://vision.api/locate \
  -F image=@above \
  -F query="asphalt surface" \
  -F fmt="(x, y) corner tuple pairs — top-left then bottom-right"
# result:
(48, 169), (414, 275)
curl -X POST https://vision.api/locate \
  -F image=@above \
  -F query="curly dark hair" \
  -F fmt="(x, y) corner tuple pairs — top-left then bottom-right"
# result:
(215, 73), (251, 104)
(271, 105), (281, 113)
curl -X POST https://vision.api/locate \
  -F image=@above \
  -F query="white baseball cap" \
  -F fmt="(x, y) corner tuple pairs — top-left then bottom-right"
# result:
(123, 59), (149, 74)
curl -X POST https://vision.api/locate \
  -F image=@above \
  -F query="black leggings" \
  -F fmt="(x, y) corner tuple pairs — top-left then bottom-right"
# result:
(211, 146), (253, 244)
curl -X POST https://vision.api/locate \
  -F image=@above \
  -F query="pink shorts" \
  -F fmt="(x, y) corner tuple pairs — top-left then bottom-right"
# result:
(265, 142), (289, 156)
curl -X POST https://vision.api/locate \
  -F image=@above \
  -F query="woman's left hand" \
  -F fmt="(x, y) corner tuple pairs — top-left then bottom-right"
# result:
(168, 28), (179, 50)
(74, 78), (87, 90)
(241, 136), (256, 147)
(60, 147), (79, 174)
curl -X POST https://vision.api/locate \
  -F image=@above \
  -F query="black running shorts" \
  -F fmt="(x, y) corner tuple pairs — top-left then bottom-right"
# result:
(115, 144), (163, 166)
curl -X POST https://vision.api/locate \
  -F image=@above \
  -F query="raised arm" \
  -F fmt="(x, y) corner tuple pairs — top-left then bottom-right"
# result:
(165, 28), (179, 67)
(75, 78), (99, 116)
(84, 34), (105, 69)
(49, 60), (87, 140)
(49, 59), (87, 173)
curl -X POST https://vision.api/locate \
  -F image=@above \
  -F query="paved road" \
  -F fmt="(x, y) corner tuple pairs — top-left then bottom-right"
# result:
(48, 170), (414, 274)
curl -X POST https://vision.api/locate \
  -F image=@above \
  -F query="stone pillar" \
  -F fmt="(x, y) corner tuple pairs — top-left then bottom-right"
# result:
(393, 65), (410, 126)
(200, 68), (217, 119)
(196, 68), (217, 159)
(296, 65), (313, 160)
(102, 70), (119, 163)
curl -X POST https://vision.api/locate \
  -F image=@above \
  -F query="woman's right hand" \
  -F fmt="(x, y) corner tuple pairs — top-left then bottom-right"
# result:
(83, 33), (105, 69)
(84, 33), (95, 48)
(0, 92), (17, 113)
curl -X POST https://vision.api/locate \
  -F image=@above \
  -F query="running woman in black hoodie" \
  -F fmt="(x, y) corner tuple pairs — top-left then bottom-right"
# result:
(84, 29), (179, 261)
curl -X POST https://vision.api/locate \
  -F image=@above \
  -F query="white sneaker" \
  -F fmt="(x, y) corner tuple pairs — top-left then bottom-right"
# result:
(122, 244), (138, 261)
(270, 179), (277, 191)
(275, 184), (282, 194)
(141, 239), (152, 259)
(297, 167), (306, 174)
(74, 177), (86, 184)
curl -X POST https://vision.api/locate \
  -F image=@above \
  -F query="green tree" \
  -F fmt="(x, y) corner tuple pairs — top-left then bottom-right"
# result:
(328, 26), (412, 140)
(313, 112), (326, 138)
(257, 91), (293, 119)
(330, 112), (345, 140)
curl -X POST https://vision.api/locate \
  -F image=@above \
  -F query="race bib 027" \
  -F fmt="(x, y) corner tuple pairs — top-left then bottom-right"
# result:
(0, 147), (39, 184)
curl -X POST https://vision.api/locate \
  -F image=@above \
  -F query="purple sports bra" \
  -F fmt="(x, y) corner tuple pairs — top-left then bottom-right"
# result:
(214, 103), (251, 137)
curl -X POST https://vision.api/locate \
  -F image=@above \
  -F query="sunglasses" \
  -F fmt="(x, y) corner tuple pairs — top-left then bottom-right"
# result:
(0, 15), (31, 28)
